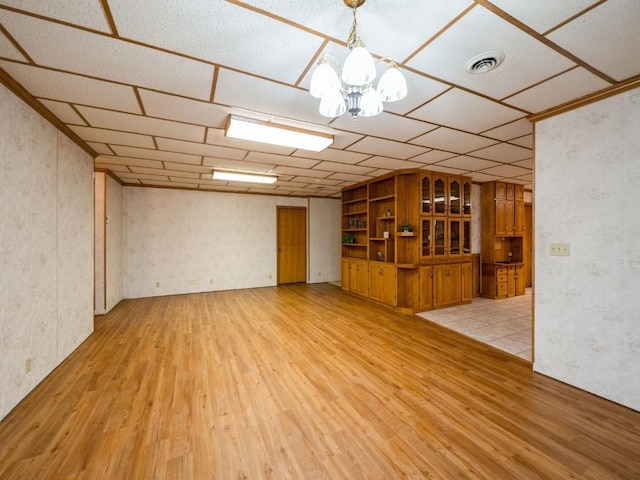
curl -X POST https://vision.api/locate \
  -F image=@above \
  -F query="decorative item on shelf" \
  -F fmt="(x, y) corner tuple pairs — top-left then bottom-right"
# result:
(383, 231), (390, 239)
(309, 0), (407, 119)
(342, 233), (355, 244)
(377, 251), (383, 261)
(400, 223), (413, 232)
(386, 209), (392, 217)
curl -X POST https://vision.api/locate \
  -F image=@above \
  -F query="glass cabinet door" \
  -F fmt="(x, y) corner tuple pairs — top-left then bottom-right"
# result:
(421, 175), (432, 214)
(463, 219), (471, 254)
(449, 178), (461, 215)
(462, 180), (472, 216)
(433, 218), (446, 258)
(433, 176), (446, 215)
(421, 218), (431, 258)
(449, 219), (461, 257)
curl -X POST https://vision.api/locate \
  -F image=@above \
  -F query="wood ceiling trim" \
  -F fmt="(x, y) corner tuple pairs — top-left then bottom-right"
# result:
(100, 0), (119, 37)
(0, 22), (34, 64)
(528, 75), (640, 123)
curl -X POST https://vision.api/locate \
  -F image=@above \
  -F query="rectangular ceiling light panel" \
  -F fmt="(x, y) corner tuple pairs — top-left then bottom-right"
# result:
(212, 170), (277, 184)
(225, 115), (333, 152)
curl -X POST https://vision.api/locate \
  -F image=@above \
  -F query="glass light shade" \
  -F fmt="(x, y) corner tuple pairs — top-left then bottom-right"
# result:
(319, 89), (346, 117)
(310, 61), (340, 99)
(341, 46), (376, 86)
(377, 65), (408, 102)
(359, 89), (383, 117)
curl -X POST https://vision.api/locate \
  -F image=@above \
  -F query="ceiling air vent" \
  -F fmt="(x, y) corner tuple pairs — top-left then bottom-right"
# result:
(465, 51), (505, 74)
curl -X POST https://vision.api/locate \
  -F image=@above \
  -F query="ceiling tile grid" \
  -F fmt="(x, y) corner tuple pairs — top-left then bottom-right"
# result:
(2, 0), (639, 195)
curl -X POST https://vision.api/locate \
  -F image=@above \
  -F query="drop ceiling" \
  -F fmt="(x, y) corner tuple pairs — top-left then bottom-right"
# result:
(1, 0), (639, 197)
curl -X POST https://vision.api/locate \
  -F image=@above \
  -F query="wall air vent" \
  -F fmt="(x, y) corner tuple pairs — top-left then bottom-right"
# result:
(465, 51), (505, 74)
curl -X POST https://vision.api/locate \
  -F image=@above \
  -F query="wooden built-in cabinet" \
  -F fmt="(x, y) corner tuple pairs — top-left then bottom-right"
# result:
(480, 181), (528, 299)
(342, 169), (472, 313)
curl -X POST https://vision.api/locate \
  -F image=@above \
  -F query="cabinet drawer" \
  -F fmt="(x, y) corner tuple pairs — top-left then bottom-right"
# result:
(495, 267), (507, 275)
(496, 274), (508, 283)
(496, 282), (508, 297)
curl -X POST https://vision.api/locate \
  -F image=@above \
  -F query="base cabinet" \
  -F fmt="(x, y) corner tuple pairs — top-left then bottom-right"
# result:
(482, 263), (525, 299)
(433, 264), (461, 308)
(419, 266), (433, 311)
(369, 262), (397, 306)
(342, 258), (368, 297)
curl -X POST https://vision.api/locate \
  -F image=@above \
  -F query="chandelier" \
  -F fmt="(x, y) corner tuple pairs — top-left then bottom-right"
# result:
(310, 0), (407, 119)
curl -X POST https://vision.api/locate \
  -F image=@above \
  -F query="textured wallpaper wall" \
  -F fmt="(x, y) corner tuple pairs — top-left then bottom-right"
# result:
(534, 87), (640, 411)
(123, 187), (341, 299)
(0, 84), (94, 420)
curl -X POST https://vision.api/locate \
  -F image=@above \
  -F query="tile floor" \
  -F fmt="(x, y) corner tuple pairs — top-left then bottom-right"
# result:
(416, 288), (533, 361)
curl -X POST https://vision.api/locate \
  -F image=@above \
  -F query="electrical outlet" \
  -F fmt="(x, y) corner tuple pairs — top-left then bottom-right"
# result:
(189, 279), (197, 285)
(156, 281), (161, 288)
(549, 243), (570, 256)
(25, 358), (32, 373)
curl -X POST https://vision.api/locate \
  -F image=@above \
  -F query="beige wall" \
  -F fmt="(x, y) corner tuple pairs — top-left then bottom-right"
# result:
(308, 197), (341, 283)
(534, 87), (640, 411)
(123, 186), (341, 298)
(0, 84), (94, 420)
(105, 175), (123, 311)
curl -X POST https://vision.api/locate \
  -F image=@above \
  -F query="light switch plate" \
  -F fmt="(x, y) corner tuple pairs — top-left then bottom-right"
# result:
(550, 242), (570, 256)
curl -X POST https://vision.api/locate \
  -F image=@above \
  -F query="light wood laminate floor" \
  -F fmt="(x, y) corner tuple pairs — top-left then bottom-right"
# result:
(0, 284), (638, 479)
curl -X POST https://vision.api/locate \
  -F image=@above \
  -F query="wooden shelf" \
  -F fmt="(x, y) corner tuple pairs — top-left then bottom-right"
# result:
(342, 197), (367, 205)
(397, 232), (416, 237)
(342, 243), (367, 247)
(343, 210), (367, 216)
(377, 216), (395, 221)
(369, 194), (395, 202)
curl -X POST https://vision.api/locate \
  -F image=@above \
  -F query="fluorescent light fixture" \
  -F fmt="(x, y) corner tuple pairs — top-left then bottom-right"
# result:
(212, 170), (277, 184)
(225, 115), (333, 152)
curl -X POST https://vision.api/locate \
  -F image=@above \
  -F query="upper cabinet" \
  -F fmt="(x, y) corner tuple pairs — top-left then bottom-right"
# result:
(483, 181), (524, 236)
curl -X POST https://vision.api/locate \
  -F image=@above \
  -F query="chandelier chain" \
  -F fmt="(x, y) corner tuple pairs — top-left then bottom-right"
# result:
(346, 5), (359, 49)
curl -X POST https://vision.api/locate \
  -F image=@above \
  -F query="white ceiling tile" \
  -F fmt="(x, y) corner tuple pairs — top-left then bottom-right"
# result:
(119, 172), (169, 181)
(0, 61), (141, 113)
(96, 155), (163, 169)
(411, 127), (498, 153)
(0, 10), (214, 100)
(199, 184), (249, 193)
(311, 162), (376, 175)
(157, 138), (247, 160)
(358, 156), (424, 170)
(139, 90), (228, 128)
(482, 118), (532, 140)
(163, 163), (212, 174)
(0, 31), (27, 61)
(109, 0), (323, 84)
(489, 0), (601, 33)
(203, 157), (275, 173)
(382, 69), (451, 115)
(292, 148), (370, 165)
(436, 156), (502, 171)
(129, 167), (200, 180)
(421, 165), (468, 175)
(140, 180), (195, 188)
(410, 150), (457, 164)
(39, 100), (86, 125)
(215, 69), (330, 126)
(366, 169), (394, 178)
(511, 158), (533, 170)
(347, 137), (427, 160)
(470, 143), (531, 163)
(70, 126), (155, 149)
(77, 106), (206, 143)
(327, 172), (373, 183)
(467, 172), (502, 183)
(111, 145), (202, 165)
(409, 89), (525, 132)
(287, 177), (343, 186)
(242, 0), (472, 62)
(479, 164), (531, 177)
(407, 6), (575, 99)
(1, 0), (112, 32)
(331, 111), (437, 142)
(273, 166), (331, 178)
(504, 67), (611, 113)
(548, 1), (640, 81)
(330, 131), (366, 150)
(87, 143), (114, 155)
(509, 135), (533, 149)
(245, 152), (320, 169)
